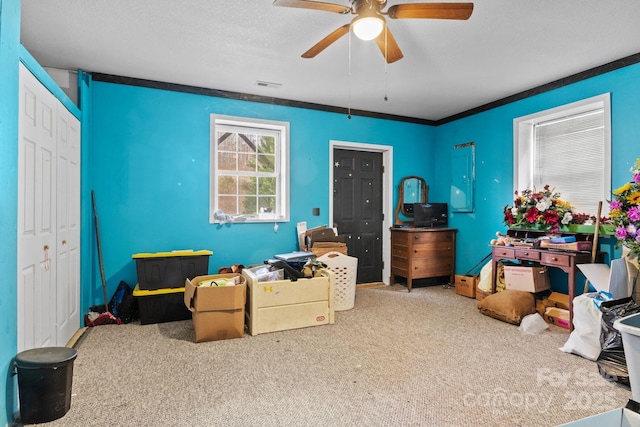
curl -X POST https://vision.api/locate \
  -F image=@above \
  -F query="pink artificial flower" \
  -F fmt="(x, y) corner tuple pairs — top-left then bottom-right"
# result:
(629, 206), (640, 222)
(633, 172), (640, 184)
(610, 200), (623, 211)
(616, 227), (628, 240)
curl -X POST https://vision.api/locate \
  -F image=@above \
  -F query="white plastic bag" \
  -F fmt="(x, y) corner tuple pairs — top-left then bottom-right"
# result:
(519, 313), (549, 335)
(560, 293), (603, 361)
(478, 261), (492, 293)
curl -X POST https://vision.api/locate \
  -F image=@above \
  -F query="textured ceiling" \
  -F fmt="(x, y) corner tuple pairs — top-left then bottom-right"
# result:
(20, 0), (640, 122)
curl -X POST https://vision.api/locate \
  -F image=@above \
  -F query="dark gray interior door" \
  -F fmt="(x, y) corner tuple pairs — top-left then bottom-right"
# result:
(333, 149), (383, 283)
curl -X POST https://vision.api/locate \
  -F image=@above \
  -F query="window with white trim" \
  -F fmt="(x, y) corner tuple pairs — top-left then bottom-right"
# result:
(513, 94), (611, 217)
(210, 115), (289, 223)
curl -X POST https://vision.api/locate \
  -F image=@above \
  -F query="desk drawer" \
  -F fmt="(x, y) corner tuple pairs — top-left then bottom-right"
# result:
(515, 248), (540, 261)
(492, 247), (515, 259)
(541, 252), (571, 268)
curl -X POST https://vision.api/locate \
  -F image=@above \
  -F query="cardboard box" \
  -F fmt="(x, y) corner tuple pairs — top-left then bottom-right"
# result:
(184, 273), (246, 343)
(548, 292), (570, 310)
(133, 284), (191, 325)
(133, 249), (212, 290)
(504, 265), (550, 293)
(543, 306), (570, 329)
(242, 268), (334, 336)
(455, 274), (477, 298)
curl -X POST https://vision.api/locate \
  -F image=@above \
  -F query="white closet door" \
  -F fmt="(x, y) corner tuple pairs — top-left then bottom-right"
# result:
(18, 63), (57, 351)
(17, 63), (81, 351)
(56, 104), (81, 345)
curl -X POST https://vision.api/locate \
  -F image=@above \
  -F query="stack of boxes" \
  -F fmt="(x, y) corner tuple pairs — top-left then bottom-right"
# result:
(132, 249), (337, 342)
(131, 250), (212, 325)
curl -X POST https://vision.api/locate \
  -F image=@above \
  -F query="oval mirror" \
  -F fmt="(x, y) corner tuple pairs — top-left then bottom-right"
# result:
(395, 176), (428, 224)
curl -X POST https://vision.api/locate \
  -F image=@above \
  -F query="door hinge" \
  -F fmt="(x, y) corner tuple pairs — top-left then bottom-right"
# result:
(381, 261), (384, 270)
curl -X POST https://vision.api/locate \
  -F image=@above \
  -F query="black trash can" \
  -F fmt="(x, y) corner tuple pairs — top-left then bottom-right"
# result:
(15, 347), (78, 424)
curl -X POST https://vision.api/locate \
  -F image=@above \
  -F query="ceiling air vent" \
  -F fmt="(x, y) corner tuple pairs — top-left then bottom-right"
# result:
(255, 80), (282, 89)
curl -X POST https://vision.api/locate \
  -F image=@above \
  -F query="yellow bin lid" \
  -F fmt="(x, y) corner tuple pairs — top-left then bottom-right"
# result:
(132, 249), (212, 259)
(133, 284), (185, 296)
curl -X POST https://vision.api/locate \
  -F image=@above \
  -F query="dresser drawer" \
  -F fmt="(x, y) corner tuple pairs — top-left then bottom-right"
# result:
(492, 247), (515, 259)
(412, 242), (454, 258)
(413, 258), (454, 277)
(515, 248), (540, 261)
(392, 245), (409, 258)
(541, 252), (571, 268)
(412, 231), (455, 244)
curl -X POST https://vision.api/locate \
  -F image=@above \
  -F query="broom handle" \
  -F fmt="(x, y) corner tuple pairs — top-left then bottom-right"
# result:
(583, 201), (603, 293)
(591, 201), (602, 263)
(91, 191), (109, 312)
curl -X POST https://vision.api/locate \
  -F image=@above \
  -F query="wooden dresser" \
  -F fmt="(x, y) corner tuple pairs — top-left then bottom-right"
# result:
(390, 227), (457, 292)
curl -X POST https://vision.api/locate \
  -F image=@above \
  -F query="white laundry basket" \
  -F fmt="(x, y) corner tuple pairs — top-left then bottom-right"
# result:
(318, 251), (358, 311)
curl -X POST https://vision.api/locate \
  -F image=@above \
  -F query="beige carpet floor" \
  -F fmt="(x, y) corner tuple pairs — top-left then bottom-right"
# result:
(24, 284), (633, 427)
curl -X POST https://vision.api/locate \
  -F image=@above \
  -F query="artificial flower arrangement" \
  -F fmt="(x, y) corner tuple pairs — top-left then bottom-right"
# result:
(503, 185), (575, 232)
(609, 158), (640, 254)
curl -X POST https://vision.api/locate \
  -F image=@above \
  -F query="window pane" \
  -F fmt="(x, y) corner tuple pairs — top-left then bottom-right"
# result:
(239, 176), (256, 195)
(259, 196), (275, 213)
(238, 153), (256, 172)
(238, 134), (257, 153)
(218, 152), (237, 171)
(258, 136), (275, 154)
(258, 154), (275, 173)
(239, 196), (257, 215)
(258, 177), (276, 196)
(218, 175), (237, 195)
(217, 132), (236, 151)
(218, 195), (237, 214)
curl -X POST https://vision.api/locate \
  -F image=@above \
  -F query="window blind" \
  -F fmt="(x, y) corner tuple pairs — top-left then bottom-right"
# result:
(533, 109), (605, 215)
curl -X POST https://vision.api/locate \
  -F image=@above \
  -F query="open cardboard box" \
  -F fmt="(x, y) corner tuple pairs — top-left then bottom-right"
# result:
(184, 273), (246, 343)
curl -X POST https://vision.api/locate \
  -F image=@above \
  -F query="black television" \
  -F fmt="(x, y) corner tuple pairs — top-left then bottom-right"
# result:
(413, 203), (448, 228)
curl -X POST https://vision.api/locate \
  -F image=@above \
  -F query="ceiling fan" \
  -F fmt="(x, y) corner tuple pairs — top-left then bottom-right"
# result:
(273, 0), (474, 63)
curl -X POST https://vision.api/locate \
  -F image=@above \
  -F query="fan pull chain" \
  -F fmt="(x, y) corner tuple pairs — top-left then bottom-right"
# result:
(384, 26), (388, 102)
(348, 29), (352, 119)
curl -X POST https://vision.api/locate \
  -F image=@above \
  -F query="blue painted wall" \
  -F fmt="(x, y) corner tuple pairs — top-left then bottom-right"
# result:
(1, 1), (20, 424)
(88, 81), (435, 306)
(3, 2), (640, 422)
(434, 62), (640, 280)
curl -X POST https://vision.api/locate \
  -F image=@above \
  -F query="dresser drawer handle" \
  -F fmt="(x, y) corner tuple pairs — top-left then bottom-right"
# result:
(551, 257), (558, 262)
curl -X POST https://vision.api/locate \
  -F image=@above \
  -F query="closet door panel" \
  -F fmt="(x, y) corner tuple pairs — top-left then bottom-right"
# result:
(18, 63), (57, 351)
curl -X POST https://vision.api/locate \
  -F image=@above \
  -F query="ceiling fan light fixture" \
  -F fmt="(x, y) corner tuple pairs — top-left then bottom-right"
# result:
(352, 15), (384, 41)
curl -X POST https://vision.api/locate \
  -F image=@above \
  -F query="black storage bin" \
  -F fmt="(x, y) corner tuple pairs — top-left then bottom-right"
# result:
(133, 284), (192, 324)
(132, 250), (212, 290)
(15, 347), (78, 424)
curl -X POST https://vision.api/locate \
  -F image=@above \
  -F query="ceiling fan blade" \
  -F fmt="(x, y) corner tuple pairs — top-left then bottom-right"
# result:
(273, 0), (351, 14)
(374, 26), (404, 63)
(302, 24), (351, 58)
(387, 3), (474, 20)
